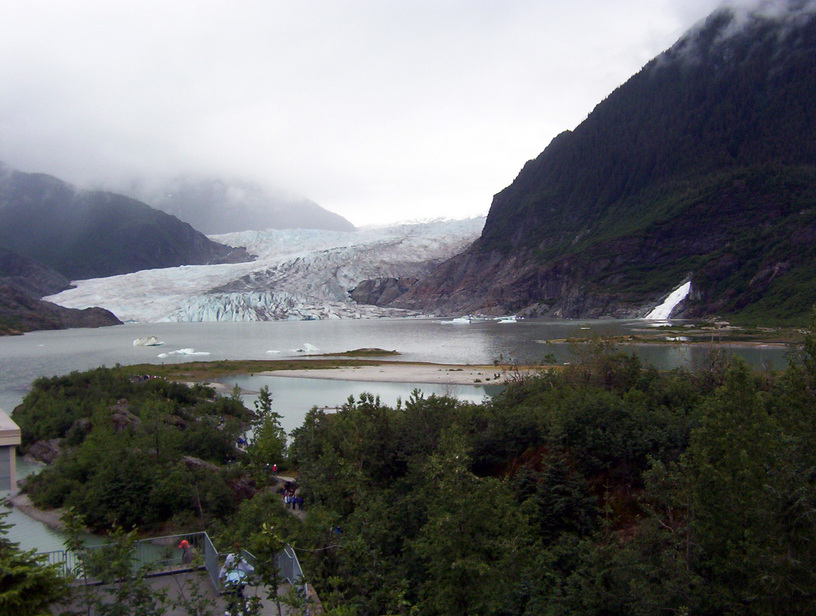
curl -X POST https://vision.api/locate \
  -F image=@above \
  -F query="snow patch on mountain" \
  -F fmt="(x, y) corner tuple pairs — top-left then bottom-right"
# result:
(46, 218), (484, 323)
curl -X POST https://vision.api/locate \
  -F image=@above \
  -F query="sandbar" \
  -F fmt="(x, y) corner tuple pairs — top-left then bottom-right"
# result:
(9, 493), (67, 532)
(263, 362), (536, 385)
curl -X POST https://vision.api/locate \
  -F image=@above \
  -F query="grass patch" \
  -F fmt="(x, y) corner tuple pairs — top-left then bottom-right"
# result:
(119, 358), (398, 381)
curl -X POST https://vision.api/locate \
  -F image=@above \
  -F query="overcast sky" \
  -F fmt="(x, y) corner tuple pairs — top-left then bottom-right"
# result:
(2, 1), (761, 226)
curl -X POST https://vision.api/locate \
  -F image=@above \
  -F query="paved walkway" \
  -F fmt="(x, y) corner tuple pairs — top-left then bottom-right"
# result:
(53, 569), (311, 615)
(147, 570), (301, 615)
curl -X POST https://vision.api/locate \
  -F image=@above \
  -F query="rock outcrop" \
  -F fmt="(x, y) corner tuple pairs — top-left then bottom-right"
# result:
(0, 283), (122, 335)
(348, 277), (419, 306)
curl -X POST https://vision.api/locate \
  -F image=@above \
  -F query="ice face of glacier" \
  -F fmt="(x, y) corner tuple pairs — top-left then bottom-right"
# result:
(45, 218), (485, 323)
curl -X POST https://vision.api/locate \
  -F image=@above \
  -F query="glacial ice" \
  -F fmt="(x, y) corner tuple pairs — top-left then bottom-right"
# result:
(645, 281), (692, 320)
(133, 336), (164, 346)
(44, 218), (484, 324)
(291, 343), (319, 354)
(157, 348), (211, 358)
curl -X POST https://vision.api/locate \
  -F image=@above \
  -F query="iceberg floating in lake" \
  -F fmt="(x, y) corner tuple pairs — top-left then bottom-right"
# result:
(133, 336), (164, 346)
(157, 348), (211, 357)
(292, 343), (319, 353)
(645, 281), (691, 320)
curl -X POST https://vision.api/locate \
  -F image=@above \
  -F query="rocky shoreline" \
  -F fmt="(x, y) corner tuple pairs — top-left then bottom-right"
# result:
(9, 492), (67, 532)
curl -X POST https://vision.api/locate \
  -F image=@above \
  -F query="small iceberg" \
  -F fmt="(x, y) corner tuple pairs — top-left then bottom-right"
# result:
(133, 336), (164, 347)
(645, 281), (692, 320)
(292, 343), (319, 353)
(157, 348), (211, 357)
(450, 316), (472, 324)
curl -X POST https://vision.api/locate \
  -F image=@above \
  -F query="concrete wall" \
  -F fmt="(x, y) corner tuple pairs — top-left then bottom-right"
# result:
(0, 408), (21, 491)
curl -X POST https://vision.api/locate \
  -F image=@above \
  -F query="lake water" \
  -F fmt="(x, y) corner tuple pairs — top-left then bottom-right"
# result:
(0, 317), (791, 415)
(0, 317), (792, 552)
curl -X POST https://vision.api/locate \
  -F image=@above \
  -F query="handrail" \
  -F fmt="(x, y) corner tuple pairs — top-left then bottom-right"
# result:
(37, 532), (321, 612)
(39, 532), (209, 581)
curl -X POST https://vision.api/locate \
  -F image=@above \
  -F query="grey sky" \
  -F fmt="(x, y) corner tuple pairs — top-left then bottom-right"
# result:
(1, 1), (757, 226)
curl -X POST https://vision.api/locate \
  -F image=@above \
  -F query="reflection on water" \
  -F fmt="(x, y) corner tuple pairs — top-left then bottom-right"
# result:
(223, 375), (500, 434)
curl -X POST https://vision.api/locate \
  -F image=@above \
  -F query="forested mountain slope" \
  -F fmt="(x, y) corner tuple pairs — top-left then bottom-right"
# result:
(0, 164), (252, 281)
(394, 3), (816, 324)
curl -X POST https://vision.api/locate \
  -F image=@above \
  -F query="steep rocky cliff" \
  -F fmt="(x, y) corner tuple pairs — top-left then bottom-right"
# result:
(392, 3), (816, 324)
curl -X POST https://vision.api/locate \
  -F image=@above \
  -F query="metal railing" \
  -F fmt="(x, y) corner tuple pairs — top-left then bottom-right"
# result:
(37, 530), (322, 612)
(276, 543), (304, 585)
(203, 531), (220, 591)
(39, 532), (208, 581)
(40, 532), (303, 587)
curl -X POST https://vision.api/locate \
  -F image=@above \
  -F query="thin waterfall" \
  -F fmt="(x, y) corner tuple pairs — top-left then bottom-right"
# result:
(645, 281), (691, 320)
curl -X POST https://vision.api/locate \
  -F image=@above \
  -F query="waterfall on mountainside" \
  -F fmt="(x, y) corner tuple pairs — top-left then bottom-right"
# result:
(645, 281), (691, 320)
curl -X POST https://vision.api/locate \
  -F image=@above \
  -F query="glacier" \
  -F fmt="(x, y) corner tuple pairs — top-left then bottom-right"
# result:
(46, 218), (484, 323)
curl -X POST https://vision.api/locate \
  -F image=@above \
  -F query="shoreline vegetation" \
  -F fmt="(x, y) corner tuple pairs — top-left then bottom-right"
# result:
(8, 355), (529, 536)
(8, 327), (816, 614)
(7, 333), (799, 536)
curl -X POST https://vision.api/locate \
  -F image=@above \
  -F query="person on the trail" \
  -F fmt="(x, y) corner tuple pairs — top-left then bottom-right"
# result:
(220, 552), (255, 616)
(179, 539), (194, 564)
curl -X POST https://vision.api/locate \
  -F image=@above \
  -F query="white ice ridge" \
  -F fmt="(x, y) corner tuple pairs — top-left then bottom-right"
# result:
(45, 218), (484, 323)
(645, 281), (692, 320)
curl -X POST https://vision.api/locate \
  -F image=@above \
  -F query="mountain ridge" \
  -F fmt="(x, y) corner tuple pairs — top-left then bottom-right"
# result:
(0, 163), (253, 281)
(122, 175), (356, 235)
(389, 3), (816, 324)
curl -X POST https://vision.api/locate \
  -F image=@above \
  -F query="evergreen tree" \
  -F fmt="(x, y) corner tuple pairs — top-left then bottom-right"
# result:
(0, 511), (70, 616)
(248, 385), (287, 473)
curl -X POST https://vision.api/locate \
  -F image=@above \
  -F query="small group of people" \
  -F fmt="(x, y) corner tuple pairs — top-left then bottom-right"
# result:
(282, 485), (304, 510)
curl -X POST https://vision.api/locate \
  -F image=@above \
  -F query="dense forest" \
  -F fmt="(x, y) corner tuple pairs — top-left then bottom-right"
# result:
(12, 325), (816, 615)
(13, 369), (257, 532)
(271, 340), (816, 615)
